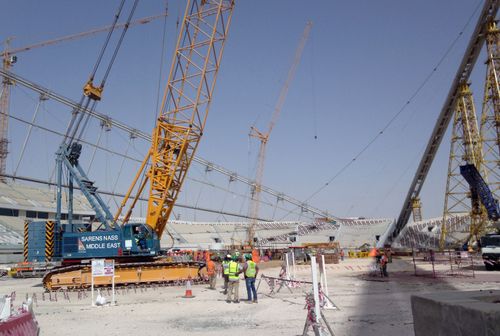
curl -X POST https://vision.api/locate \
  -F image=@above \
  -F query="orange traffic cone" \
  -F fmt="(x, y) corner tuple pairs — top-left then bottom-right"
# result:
(182, 276), (195, 298)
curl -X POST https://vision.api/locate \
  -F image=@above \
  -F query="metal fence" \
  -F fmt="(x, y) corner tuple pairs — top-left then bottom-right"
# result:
(410, 250), (480, 278)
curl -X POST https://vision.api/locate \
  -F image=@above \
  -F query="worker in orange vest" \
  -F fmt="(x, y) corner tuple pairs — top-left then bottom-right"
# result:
(207, 256), (217, 289)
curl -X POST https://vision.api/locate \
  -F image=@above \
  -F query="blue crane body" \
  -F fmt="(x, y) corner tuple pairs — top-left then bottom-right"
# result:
(26, 141), (161, 262)
(459, 164), (500, 221)
(460, 163), (500, 271)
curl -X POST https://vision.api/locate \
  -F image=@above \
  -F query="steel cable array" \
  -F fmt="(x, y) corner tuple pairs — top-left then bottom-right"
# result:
(279, 0), (485, 220)
(0, 69), (330, 222)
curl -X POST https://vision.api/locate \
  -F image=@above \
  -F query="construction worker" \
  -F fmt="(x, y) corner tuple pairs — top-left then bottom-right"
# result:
(380, 251), (389, 277)
(221, 254), (231, 294)
(134, 226), (147, 250)
(226, 255), (242, 303)
(242, 254), (259, 303)
(207, 256), (217, 290)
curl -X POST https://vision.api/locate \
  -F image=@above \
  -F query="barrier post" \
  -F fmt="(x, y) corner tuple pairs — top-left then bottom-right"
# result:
(321, 254), (335, 310)
(111, 275), (115, 306)
(448, 250), (453, 275)
(285, 252), (291, 280)
(318, 254), (325, 290)
(310, 255), (321, 325)
(91, 273), (95, 307)
(471, 254), (475, 278)
(412, 248), (417, 276)
(431, 256), (436, 278)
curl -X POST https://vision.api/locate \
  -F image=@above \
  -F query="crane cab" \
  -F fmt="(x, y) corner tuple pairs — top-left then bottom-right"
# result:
(24, 220), (160, 262)
(122, 223), (160, 256)
(61, 223), (159, 259)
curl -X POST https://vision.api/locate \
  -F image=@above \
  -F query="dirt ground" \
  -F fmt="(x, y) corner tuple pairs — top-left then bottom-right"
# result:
(1, 257), (499, 336)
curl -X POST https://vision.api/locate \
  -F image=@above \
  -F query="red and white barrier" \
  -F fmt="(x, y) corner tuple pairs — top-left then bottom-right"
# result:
(0, 294), (39, 336)
(0, 310), (39, 336)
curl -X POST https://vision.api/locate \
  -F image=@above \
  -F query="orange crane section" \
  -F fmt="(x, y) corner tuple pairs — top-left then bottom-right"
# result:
(247, 22), (312, 246)
(116, 0), (235, 238)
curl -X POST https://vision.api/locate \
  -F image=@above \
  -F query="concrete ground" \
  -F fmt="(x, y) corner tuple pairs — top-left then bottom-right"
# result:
(1, 257), (498, 336)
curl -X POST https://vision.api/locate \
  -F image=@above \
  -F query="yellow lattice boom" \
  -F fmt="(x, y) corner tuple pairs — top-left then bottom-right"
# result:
(116, 0), (235, 238)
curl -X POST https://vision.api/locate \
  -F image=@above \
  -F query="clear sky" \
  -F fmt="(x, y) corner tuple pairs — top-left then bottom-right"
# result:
(0, 0), (491, 223)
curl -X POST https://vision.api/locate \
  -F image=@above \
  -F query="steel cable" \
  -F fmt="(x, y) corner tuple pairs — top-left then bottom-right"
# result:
(280, 0), (484, 220)
(89, 0), (126, 82)
(100, 0), (140, 88)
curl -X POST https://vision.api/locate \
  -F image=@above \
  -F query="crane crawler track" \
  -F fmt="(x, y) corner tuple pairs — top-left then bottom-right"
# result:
(42, 260), (207, 291)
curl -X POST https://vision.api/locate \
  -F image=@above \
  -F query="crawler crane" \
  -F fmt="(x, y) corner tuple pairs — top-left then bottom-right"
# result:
(23, 0), (235, 290)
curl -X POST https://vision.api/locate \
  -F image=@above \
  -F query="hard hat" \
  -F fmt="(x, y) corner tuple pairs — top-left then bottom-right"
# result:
(245, 254), (252, 260)
(226, 254), (231, 259)
(232, 255), (239, 261)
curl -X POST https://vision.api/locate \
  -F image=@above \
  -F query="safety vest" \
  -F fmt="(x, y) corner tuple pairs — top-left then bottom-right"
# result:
(245, 260), (256, 278)
(207, 260), (215, 276)
(228, 261), (239, 280)
(222, 261), (230, 275)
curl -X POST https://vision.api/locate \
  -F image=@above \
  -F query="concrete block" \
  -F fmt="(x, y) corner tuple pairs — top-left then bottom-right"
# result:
(412, 290), (500, 336)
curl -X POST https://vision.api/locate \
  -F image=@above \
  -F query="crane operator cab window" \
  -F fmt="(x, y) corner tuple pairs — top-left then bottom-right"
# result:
(123, 223), (159, 255)
(134, 226), (148, 250)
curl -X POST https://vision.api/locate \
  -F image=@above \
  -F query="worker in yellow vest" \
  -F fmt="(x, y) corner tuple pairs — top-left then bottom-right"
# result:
(221, 254), (231, 295)
(226, 255), (242, 303)
(243, 254), (259, 303)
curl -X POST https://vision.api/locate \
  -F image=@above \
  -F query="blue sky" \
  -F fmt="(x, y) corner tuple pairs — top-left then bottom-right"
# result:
(0, 0), (491, 222)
